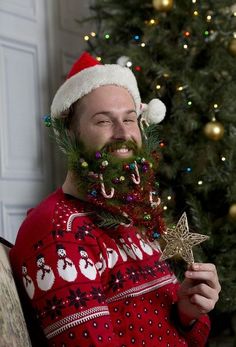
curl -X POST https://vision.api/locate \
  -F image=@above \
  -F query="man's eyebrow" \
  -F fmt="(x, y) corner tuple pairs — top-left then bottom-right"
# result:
(126, 109), (137, 114)
(91, 109), (137, 118)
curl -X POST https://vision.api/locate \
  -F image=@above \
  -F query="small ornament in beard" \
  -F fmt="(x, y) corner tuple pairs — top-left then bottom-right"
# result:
(69, 139), (166, 239)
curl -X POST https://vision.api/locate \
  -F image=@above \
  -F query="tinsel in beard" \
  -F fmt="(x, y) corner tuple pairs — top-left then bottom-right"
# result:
(68, 139), (166, 240)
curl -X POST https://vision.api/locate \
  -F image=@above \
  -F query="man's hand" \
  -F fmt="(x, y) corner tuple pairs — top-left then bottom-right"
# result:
(177, 263), (221, 326)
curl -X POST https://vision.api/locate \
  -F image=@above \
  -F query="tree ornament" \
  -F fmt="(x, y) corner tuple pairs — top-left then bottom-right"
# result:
(160, 212), (209, 264)
(101, 160), (109, 167)
(144, 213), (151, 221)
(152, 0), (174, 12)
(95, 151), (102, 159)
(81, 161), (88, 168)
(43, 115), (52, 127)
(90, 189), (97, 197)
(203, 120), (224, 141)
(129, 163), (136, 170)
(229, 203), (236, 220)
(126, 195), (134, 202)
(113, 177), (120, 184)
(228, 38), (236, 57)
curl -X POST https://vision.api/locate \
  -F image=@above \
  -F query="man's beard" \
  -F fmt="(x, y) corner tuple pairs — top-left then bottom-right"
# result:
(68, 139), (166, 238)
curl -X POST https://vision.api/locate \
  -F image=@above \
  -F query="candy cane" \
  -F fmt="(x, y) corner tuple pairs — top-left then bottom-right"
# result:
(131, 161), (141, 185)
(99, 174), (115, 199)
(149, 191), (161, 208)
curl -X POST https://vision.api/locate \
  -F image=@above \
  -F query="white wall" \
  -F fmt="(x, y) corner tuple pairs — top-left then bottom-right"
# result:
(46, 0), (94, 186)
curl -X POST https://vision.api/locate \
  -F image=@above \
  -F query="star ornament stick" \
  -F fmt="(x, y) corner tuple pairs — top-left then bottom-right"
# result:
(159, 212), (209, 264)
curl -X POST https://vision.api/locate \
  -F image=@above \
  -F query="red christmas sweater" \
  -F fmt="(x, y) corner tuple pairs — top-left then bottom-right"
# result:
(10, 188), (210, 347)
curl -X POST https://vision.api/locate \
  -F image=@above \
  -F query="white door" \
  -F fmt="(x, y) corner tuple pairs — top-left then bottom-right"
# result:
(0, 0), (53, 243)
(0, 0), (93, 244)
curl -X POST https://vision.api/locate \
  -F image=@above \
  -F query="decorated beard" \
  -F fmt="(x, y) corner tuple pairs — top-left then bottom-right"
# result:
(52, 118), (166, 240)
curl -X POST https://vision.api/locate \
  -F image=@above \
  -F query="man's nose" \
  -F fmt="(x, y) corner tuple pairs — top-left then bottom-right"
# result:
(112, 122), (129, 140)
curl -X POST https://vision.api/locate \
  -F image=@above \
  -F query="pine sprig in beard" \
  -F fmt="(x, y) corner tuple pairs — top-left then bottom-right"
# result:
(69, 139), (166, 238)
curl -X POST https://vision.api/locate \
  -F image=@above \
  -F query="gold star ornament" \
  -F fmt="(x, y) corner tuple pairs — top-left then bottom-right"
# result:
(159, 212), (209, 264)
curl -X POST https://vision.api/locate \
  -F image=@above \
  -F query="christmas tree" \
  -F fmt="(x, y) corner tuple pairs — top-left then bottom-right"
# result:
(82, 0), (236, 342)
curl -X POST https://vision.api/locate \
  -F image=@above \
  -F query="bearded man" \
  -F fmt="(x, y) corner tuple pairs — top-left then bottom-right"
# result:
(10, 52), (221, 347)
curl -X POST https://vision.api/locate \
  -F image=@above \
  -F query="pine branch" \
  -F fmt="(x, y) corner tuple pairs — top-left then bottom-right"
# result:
(96, 211), (130, 229)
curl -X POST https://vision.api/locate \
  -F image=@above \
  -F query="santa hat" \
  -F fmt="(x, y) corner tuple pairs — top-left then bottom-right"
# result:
(50, 52), (166, 125)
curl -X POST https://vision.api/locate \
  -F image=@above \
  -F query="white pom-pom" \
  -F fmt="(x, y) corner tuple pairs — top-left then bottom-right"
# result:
(142, 99), (166, 124)
(231, 4), (236, 13)
(117, 56), (130, 67)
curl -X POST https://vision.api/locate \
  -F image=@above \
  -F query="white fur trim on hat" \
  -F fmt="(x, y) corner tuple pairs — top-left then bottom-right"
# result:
(51, 64), (141, 118)
(141, 99), (166, 124)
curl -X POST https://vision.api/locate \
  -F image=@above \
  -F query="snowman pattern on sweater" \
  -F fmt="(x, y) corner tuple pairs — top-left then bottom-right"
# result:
(22, 263), (35, 299)
(56, 244), (77, 282)
(36, 254), (55, 291)
(128, 236), (143, 260)
(136, 232), (154, 255)
(119, 237), (137, 260)
(78, 246), (97, 280)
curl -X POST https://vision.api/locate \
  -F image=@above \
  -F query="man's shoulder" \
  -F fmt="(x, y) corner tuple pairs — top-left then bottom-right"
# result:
(10, 188), (98, 271)
(12, 188), (67, 245)
(23, 188), (63, 225)
(13, 188), (94, 245)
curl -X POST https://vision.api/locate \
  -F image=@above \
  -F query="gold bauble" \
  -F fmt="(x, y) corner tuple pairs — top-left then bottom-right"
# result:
(229, 204), (236, 220)
(152, 0), (174, 12)
(203, 121), (224, 141)
(228, 38), (236, 57)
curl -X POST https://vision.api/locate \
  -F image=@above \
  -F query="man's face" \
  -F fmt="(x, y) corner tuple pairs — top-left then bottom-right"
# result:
(72, 85), (142, 158)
